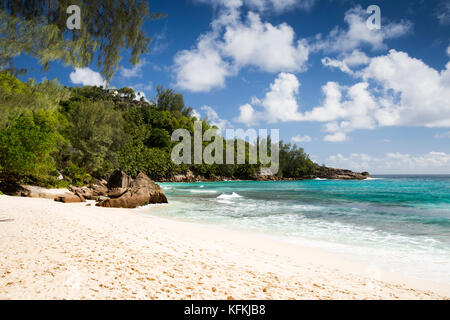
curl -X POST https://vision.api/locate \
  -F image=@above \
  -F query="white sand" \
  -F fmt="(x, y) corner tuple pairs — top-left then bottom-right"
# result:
(0, 195), (449, 300)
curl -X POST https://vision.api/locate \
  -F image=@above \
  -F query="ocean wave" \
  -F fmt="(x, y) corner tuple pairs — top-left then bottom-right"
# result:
(217, 192), (243, 199)
(189, 189), (217, 194)
(153, 178), (450, 284)
(217, 199), (234, 205)
(291, 204), (326, 212)
(314, 178), (327, 181)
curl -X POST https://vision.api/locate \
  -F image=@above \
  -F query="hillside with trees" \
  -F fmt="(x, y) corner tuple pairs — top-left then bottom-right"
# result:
(0, 71), (335, 189)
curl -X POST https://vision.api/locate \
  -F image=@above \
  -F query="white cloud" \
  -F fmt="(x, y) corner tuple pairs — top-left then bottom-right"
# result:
(69, 68), (106, 87)
(120, 59), (147, 79)
(191, 109), (201, 119)
(221, 12), (309, 73)
(176, 4), (411, 92)
(326, 153), (373, 172)
(235, 72), (303, 125)
(173, 5), (309, 92)
(260, 72), (304, 122)
(150, 26), (169, 55)
(322, 50), (370, 74)
(131, 82), (153, 98)
(247, 0), (316, 13)
(304, 50), (450, 141)
(125, 83), (153, 102)
(437, 1), (450, 25)
(447, 45), (450, 57)
(201, 105), (231, 130)
(195, 0), (317, 13)
(132, 82), (153, 92)
(134, 91), (147, 102)
(194, 0), (244, 10)
(322, 57), (352, 74)
(434, 131), (450, 139)
(292, 135), (312, 143)
(324, 132), (348, 142)
(237, 50), (450, 142)
(300, 81), (379, 141)
(236, 103), (257, 126)
(361, 50), (450, 128)
(173, 33), (233, 92)
(313, 6), (412, 54)
(325, 152), (450, 174)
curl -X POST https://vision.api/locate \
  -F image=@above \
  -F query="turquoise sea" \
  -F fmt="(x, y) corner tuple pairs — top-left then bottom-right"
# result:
(146, 176), (450, 283)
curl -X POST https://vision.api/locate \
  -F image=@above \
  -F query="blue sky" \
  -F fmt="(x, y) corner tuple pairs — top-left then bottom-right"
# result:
(13, 0), (450, 174)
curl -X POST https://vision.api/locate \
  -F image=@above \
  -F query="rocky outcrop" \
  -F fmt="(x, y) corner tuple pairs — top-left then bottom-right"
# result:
(92, 181), (109, 196)
(0, 183), (84, 201)
(0, 182), (45, 198)
(0, 177), (108, 204)
(158, 167), (370, 182)
(316, 168), (370, 180)
(252, 167), (278, 181)
(96, 171), (168, 208)
(159, 171), (231, 183)
(0, 171), (167, 208)
(54, 193), (86, 203)
(253, 166), (370, 181)
(69, 179), (109, 201)
(159, 170), (200, 182)
(107, 170), (133, 189)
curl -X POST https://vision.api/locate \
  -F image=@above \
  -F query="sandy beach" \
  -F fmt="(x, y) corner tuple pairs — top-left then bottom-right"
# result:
(0, 195), (449, 300)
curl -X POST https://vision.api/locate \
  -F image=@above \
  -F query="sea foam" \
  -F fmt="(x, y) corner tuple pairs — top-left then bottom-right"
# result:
(217, 192), (242, 199)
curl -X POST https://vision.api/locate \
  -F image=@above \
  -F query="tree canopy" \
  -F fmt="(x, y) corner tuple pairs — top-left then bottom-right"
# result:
(0, 0), (165, 81)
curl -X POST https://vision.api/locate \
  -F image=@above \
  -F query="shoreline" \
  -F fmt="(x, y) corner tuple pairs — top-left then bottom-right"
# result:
(1, 195), (449, 299)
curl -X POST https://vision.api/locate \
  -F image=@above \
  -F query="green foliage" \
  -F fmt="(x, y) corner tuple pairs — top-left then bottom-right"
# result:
(0, 0), (166, 81)
(70, 85), (109, 101)
(62, 163), (92, 187)
(147, 128), (171, 149)
(0, 109), (63, 182)
(0, 70), (27, 96)
(61, 99), (128, 176)
(156, 85), (193, 117)
(45, 178), (71, 189)
(278, 142), (316, 178)
(142, 148), (176, 179)
(0, 72), (70, 185)
(117, 141), (149, 177)
(0, 71), (70, 127)
(118, 87), (136, 100)
(0, 72), (323, 187)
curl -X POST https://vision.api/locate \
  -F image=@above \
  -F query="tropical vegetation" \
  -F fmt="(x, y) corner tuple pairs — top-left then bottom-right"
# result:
(0, 72), (321, 187)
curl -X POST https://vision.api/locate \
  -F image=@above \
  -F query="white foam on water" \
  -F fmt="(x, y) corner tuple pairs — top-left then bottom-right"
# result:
(154, 181), (450, 284)
(217, 199), (234, 205)
(217, 192), (243, 199)
(189, 189), (217, 194)
(290, 204), (326, 212)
